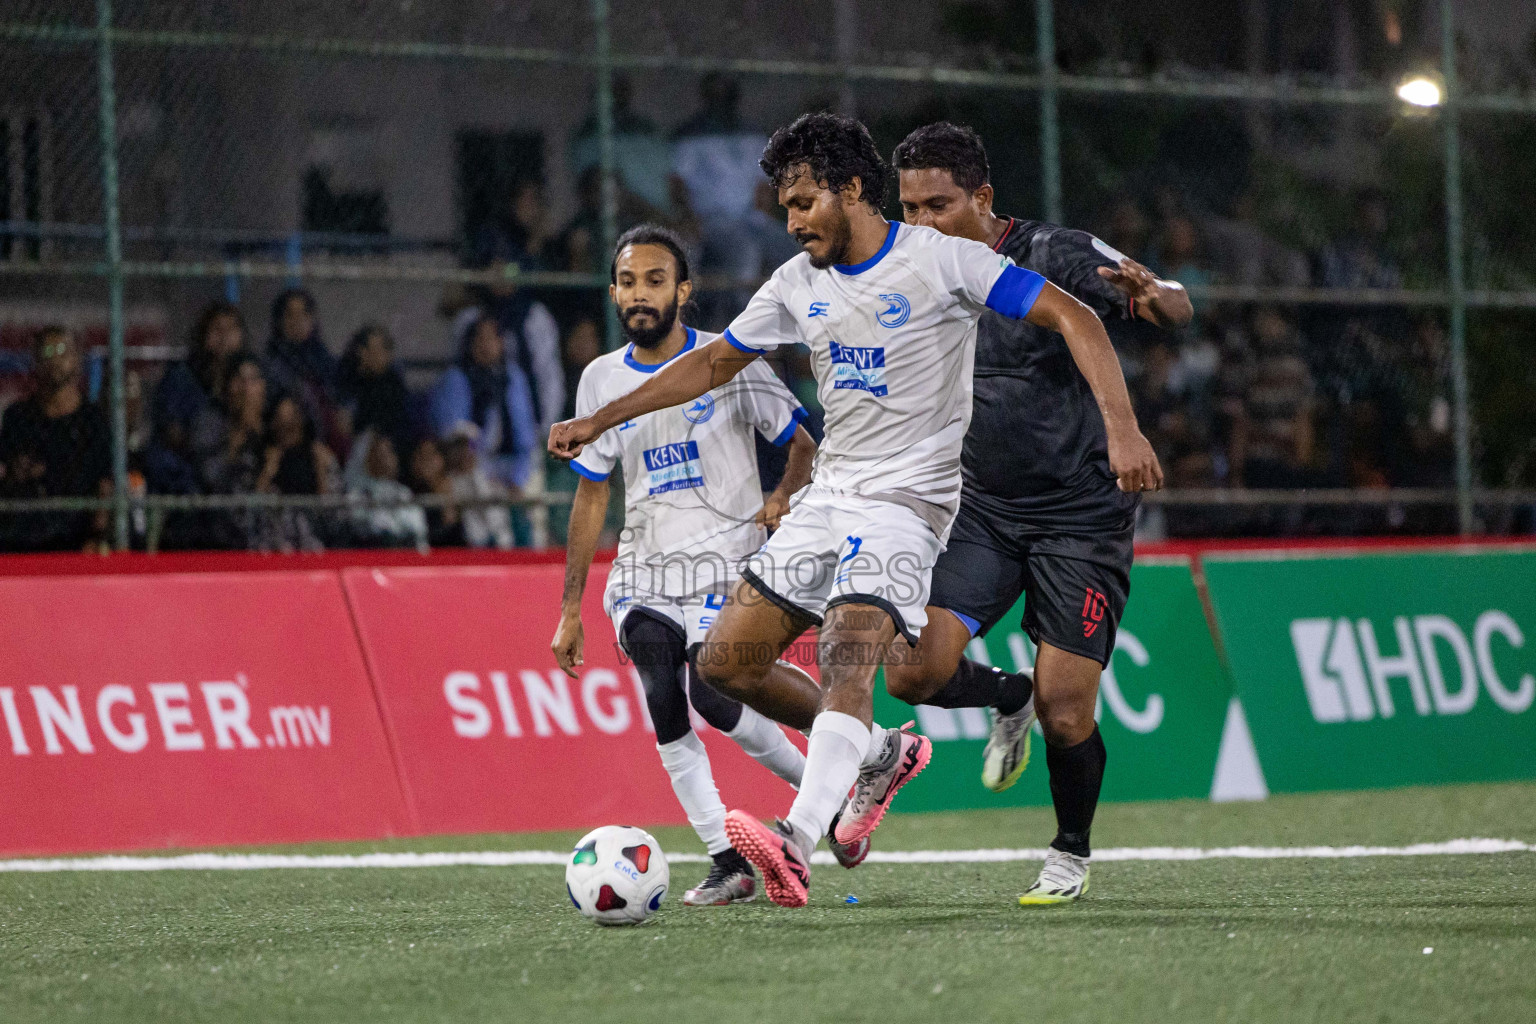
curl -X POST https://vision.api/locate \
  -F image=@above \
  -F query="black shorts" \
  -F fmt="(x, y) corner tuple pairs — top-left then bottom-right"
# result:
(929, 496), (1134, 667)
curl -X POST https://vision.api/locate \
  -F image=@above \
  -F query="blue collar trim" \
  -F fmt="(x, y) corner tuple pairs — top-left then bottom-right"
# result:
(625, 326), (696, 372)
(833, 222), (898, 276)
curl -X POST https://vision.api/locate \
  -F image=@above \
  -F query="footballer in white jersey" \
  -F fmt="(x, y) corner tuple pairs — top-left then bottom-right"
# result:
(570, 327), (808, 639)
(552, 226), (870, 907)
(550, 114), (1149, 907)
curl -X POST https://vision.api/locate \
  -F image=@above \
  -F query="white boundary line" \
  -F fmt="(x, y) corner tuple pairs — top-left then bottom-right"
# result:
(0, 839), (1528, 872)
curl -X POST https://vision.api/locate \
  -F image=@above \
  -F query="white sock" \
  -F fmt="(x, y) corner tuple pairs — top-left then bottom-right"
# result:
(656, 732), (730, 855)
(863, 722), (890, 768)
(785, 711), (869, 842)
(727, 706), (805, 789)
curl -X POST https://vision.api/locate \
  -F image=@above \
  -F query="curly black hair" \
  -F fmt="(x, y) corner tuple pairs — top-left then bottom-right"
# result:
(759, 112), (890, 210)
(891, 122), (990, 193)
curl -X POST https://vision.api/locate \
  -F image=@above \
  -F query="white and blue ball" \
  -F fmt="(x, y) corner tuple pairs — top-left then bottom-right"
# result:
(564, 825), (670, 926)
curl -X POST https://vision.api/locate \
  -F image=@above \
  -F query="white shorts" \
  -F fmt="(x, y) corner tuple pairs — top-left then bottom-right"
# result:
(605, 587), (731, 649)
(740, 487), (943, 644)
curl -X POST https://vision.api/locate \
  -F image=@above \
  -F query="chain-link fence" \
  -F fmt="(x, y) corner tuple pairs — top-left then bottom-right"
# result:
(0, 0), (1533, 552)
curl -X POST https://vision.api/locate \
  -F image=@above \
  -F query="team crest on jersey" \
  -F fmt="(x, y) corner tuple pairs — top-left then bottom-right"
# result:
(829, 341), (888, 397)
(642, 440), (705, 494)
(683, 394), (715, 424)
(876, 293), (911, 328)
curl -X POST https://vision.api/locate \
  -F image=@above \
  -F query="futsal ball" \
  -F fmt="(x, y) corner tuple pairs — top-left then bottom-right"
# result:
(565, 825), (670, 926)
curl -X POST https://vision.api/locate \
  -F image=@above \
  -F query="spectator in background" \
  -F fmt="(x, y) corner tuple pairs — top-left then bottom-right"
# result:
(571, 75), (675, 219)
(462, 180), (566, 438)
(1101, 196), (1153, 264)
(146, 301), (250, 494)
(406, 437), (467, 548)
(199, 354), (268, 496)
(1397, 316), (1456, 486)
(749, 179), (803, 274)
(1228, 307), (1317, 490)
(0, 326), (111, 552)
(441, 424), (514, 550)
(198, 353), (270, 549)
(1153, 215), (1213, 320)
(251, 395), (338, 553)
(266, 287), (342, 451)
(1317, 189), (1402, 290)
(431, 312), (544, 543)
(671, 73), (769, 322)
(344, 430), (426, 550)
(472, 179), (553, 271)
(337, 323), (412, 459)
(560, 318), (603, 420)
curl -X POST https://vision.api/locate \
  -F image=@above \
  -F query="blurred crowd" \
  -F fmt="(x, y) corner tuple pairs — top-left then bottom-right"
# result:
(0, 290), (551, 554)
(1090, 191), (1460, 538)
(0, 75), (1481, 553)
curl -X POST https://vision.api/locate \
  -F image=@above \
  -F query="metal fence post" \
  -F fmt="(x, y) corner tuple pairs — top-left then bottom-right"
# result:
(1441, 0), (1472, 535)
(94, 0), (129, 549)
(1035, 0), (1062, 224)
(591, 0), (620, 351)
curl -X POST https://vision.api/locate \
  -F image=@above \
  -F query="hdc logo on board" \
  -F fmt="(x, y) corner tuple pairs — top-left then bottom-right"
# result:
(0, 676), (332, 756)
(1290, 612), (1534, 723)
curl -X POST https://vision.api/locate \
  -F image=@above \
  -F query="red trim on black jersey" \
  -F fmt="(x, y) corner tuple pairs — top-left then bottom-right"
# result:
(991, 217), (1016, 253)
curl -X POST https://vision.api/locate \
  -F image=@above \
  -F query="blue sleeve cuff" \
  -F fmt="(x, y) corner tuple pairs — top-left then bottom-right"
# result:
(724, 329), (769, 355)
(769, 405), (808, 447)
(984, 264), (1048, 320)
(570, 459), (610, 482)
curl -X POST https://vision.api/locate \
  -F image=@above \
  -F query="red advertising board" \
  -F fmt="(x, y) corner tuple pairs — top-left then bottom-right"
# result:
(342, 563), (801, 836)
(0, 572), (412, 855)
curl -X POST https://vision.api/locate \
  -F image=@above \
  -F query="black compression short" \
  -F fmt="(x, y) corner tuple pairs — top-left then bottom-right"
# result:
(929, 495), (1133, 667)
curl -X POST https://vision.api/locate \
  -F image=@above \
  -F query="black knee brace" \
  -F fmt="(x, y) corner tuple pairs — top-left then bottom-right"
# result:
(619, 612), (692, 745)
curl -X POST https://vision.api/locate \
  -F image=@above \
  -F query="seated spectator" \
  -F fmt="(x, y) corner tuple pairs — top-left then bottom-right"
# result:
(1101, 196), (1153, 264)
(442, 424), (514, 550)
(1229, 308), (1317, 489)
(406, 437), (467, 548)
(1317, 189), (1403, 290)
(260, 396), (339, 497)
(197, 354), (271, 549)
(471, 179), (553, 272)
(199, 354), (269, 494)
(430, 311), (539, 492)
(344, 429), (427, 550)
(249, 396), (338, 553)
(265, 287), (342, 451)
(0, 326), (111, 552)
(146, 301), (250, 494)
(337, 323), (412, 457)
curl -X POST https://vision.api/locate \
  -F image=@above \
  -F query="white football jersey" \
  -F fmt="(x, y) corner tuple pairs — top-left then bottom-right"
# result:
(572, 327), (806, 600)
(722, 221), (1046, 542)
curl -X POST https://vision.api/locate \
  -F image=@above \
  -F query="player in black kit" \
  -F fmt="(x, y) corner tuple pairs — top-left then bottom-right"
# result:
(885, 123), (1191, 904)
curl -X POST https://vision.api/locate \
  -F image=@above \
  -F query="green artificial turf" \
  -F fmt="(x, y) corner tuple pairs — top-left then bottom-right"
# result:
(2, 783), (1532, 1023)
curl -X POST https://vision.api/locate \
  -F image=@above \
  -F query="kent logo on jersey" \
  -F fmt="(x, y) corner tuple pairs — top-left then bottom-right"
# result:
(829, 341), (888, 397)
(642, 440), (705, 495)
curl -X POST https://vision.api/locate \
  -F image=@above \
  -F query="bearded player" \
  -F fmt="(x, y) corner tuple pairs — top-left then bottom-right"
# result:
(551, 114), (1161, 908)
(552, 224), (871, 906)
(884, 122), (1189, 904)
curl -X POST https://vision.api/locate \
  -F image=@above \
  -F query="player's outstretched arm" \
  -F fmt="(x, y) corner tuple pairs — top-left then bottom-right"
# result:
(552, 474), (610, 678)
(756, 425), (816, 529)
(1026, 283), (1165, 493)
(1097, 257), (1193, 330)
(548, 340), (758, 459)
